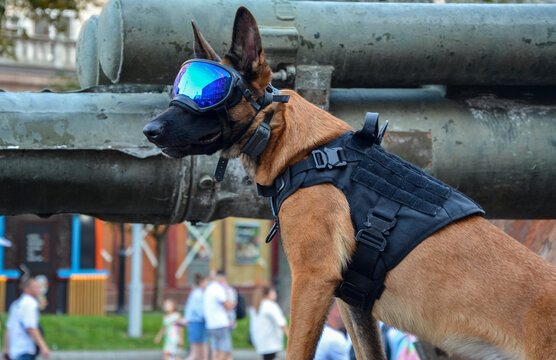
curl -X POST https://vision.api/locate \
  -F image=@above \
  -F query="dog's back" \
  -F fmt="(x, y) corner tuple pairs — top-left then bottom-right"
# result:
(375, 216), (556, 359)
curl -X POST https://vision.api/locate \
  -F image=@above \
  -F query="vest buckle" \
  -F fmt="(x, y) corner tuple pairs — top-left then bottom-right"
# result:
(364, 216), (397, 235)
(356, 228), (387, 252)
(312, 147), (347, 170)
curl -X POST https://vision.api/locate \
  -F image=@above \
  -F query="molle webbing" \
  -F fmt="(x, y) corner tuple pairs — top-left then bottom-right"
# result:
(258, 112), (484, 310)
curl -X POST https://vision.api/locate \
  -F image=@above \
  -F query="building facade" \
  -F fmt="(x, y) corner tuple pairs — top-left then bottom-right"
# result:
(0, 215), (277, 312)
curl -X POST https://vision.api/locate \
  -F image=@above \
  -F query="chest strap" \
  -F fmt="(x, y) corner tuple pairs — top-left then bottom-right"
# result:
(336, 196), (400, 308)
(259, 113), (397, 309)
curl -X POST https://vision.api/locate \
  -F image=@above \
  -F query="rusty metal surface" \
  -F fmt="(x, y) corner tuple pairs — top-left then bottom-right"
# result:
(90, 0), (556, 87)
(0, 89), (169, 158)
(0, 86), (554, 222)
(490, 220), (556, 266)
(0, 150), (188, 223)
(329, 87), (556, 219)
(382, 131), (432, 169)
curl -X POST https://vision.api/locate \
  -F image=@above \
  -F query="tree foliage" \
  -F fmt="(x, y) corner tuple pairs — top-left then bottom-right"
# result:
(4, 0), (100, 15)
(2, 0), (102, 31)
(0, 0), (101, 59)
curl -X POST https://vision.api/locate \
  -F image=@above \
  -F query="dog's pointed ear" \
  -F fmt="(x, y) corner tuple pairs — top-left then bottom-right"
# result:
(191, 21), (221, 61)
(225, 7), (265, 75)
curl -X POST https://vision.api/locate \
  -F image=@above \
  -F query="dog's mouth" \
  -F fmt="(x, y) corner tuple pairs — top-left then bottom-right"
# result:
(158, 129), (223, 158)
(160, 145), (192, 158)
(193, 129), (222, 145)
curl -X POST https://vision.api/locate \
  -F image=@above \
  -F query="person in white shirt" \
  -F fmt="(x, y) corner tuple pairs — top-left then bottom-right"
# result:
(183, 273), (209, 360)
(3, 277), (50, 360)
(203, 270), (234, 360)
(249, 286), (289, 360)
(221, 277), (237, 329)
(314, 302), (348, 360)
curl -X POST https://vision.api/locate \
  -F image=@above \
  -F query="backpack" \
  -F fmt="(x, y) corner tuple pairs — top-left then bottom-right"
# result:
(235, 291), (247, 320)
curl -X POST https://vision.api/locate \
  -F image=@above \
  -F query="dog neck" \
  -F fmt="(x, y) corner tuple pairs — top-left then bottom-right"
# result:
(252, 90), (354, 186)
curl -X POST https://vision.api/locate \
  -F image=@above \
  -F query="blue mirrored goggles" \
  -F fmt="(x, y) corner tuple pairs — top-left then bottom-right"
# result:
(171, 59), (243, 113)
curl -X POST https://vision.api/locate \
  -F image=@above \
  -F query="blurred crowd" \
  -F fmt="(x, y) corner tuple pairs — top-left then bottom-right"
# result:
(157, 269), (290, 360)
(161, 271), (420, 360)
(0, 273), (421, 360)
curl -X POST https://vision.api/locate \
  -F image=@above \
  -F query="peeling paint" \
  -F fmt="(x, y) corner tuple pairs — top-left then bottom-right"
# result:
(535, 41), (556, 48)
(299, 36), (315, 50)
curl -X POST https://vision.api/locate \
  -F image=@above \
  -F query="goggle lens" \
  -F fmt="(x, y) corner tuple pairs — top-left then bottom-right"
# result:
(172, 62), (233, 108)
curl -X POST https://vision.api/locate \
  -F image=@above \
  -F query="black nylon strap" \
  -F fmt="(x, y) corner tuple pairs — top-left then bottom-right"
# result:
(289, 148), (362, 178)
(265, 221), (280, 243)
(335, 269), (385, 309)
(216, 86), (280, 182)
(273, 94), (290, 102)
(241, 111), (274, 157)
(336, 196), (400, 309)
(368, 197), (401, 226)
(217, 108), (233, 149)
(258, 91), (272, 110)
(257, 183), (277, 197)
(239, 86), (289, 159)
(236, 81), (261, 111)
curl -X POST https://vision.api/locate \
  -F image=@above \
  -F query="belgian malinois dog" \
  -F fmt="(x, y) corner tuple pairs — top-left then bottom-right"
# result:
(143, 7), (556, 360)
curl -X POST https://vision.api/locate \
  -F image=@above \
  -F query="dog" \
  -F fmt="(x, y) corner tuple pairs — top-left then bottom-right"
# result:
(143, 7), (556, 360)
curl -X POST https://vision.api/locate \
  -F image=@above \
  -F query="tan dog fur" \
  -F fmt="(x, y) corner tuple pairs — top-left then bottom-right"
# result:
(191, 8), (556, 360)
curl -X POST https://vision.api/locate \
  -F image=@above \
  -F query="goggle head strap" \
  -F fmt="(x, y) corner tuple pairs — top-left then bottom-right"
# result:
(240, 85), (289, 158)
(215, 84), (289, 182)
(236, 81), (261, 111)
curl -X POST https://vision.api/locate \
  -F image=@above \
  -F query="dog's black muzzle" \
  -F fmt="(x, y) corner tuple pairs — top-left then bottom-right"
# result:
(143, 106), (224, 158)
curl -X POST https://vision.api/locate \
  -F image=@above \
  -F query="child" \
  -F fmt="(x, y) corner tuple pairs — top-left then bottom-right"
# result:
(155, 299), (184, 360)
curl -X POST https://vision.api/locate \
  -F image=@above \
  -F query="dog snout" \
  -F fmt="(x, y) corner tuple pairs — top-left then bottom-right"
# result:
(143, 121), (163, 142)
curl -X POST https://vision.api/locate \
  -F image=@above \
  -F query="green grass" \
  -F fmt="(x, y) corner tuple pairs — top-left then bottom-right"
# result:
(23, 314), (254, 351)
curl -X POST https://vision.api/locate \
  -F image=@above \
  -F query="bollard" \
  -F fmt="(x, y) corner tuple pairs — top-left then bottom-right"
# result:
(0, 87), (554, 221)
(91, 0), (556, 87)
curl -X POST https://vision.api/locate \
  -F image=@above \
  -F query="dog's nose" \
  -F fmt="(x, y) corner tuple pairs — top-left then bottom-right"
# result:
(143, 122), (162, 141)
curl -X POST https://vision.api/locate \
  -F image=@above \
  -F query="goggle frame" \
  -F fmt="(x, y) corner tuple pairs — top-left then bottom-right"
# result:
(170, 59), (245, 114)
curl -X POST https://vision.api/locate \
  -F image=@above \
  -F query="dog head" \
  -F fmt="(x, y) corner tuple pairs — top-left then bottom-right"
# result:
(143, 7), (272, 158)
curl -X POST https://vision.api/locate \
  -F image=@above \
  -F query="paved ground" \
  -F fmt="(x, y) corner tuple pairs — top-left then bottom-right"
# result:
(49, 349), (286, 360)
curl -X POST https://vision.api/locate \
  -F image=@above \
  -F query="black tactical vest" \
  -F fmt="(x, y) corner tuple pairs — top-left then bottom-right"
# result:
(258, 113), (484, 310)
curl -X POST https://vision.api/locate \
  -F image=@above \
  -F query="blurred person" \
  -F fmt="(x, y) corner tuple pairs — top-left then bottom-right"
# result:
(314, 302), (349, 360)
(34, 275), (49, 311)
(155, 299), (184, 360)
(209, 269), (217, 281)
(183, 273), (209, 360)
(0, 238), (11, 358)
(382, 325), (421, 360)
(249, 286), (289, 360)
(347, 322), (421, 360)
(204, 270), (235, 360)
(3, 277), (50, 360)
(221, 276), (238, 329)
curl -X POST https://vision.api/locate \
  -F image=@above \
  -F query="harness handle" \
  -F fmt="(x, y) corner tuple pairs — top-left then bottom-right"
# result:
(353, 112), (389, 146)
(354, 112), (379, 144)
